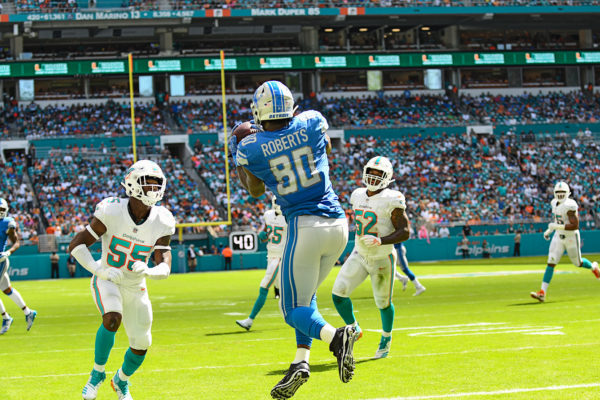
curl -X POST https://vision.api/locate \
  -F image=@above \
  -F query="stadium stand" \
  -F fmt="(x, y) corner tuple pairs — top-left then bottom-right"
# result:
(6, 91), (598, 139)
(189, 130), (600, 237)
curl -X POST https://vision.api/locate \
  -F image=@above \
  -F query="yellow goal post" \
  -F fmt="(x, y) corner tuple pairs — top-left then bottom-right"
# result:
(127, 51), (233, 243)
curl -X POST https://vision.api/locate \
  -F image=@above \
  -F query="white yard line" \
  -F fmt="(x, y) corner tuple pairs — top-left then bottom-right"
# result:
(417, 270), (576, 280)
(365, 383), (600, 400)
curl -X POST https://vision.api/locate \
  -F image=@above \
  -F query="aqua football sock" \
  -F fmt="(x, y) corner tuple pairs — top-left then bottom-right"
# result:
(332, 294), (356, 325)
(94, 324), (116, 366)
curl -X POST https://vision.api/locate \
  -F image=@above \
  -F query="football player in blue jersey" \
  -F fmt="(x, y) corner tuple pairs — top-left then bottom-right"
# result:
(394, 243), (426, 296)
(231, 81), (359, 399)
(0, 198), (37, 335)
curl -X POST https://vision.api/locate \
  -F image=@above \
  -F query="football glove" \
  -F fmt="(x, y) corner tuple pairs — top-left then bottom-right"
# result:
(130, 260), (149, 276)
(95, 266), (124, 284)
(0, 250), (11, 263)
(543, 229), (553, 241)
(360, 235), (382, 248)
(228, 134), (239, 165)
(258, 231), (268, 242)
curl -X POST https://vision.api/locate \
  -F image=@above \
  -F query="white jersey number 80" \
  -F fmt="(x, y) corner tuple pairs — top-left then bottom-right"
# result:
(269, 146), (321, 195)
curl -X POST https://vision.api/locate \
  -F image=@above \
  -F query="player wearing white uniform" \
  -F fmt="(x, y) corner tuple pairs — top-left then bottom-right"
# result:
(237, 197), (287, 330)
(0, 198), (37, 335)
(531, 182), (599, 302)
(68, 160), (176, 400)
(332, 156), (410, 359)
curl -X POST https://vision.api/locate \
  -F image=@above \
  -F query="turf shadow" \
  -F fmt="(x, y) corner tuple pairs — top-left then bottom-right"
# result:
(266, 362), (338, 376)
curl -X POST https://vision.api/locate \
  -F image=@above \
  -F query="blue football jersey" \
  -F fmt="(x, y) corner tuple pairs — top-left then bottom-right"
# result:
(0, 217), (16, 252)
(236, 111), (345, 220)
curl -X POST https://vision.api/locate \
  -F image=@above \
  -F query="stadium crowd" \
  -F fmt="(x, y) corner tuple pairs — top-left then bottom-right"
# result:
(4, 91), (598, 139)
(185, 129), (600, 238)
(3, 125), (599, 241)
(6, 101), (171, 139)
(0, 154), (41, 243)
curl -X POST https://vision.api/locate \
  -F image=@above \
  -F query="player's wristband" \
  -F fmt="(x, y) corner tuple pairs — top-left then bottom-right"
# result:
(153, 245), (171, 250)
(71, 244), (99, 275)
(86, 225), (100, 240)
(145, 262), (170, 280)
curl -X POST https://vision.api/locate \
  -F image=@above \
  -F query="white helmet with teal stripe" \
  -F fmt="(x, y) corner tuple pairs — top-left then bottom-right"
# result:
(251, 80), (296, 125)
(121, 160), (166, 207)
(553, 181), (570, 203)
(363, 156), (394, 192)
(0, 198), (7, 219)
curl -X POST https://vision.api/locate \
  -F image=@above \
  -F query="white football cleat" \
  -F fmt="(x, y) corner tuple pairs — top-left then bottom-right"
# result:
(236, 318), (253, 331)
(111, 371), (133, 400)
(374, 335), (392, 359)
(82, 369), (105, 400)
(395, 273), (409, 291)
(530, 289), (546, 302)
(413, 285), (426, 296)
(0, 316), (13, 335)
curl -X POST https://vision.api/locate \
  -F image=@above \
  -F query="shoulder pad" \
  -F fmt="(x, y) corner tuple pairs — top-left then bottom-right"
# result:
(564, 199), (578, 211)
(297, 110), (328, 134)
(6, 217), (16, 230)
(157, 206), (176, 235)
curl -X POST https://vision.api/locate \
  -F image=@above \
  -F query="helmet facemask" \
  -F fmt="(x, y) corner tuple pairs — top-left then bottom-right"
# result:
(553, 182), (570, 204)
(121, 161), (166, 207)
(363, 167), (390, 192)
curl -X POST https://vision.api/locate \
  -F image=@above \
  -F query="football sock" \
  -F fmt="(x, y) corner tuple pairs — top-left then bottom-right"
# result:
(332, 294), (356, 325)
(249, 287), (269, 319)
(0, 299), (6, 315)
(399, 255), (416, 281)
(541, 265), (554, 292)
(292, 347), (310, 364)
(94, 324), (116, 366)
(413, 278), (423, 288)
(319, 324), (336, 345)
(93, 363), (105, 373)
(580, 258), (593, 269)
(121, 348), (146, 379)
(380, 303), (395, 333)
(7, 288), (27, 310)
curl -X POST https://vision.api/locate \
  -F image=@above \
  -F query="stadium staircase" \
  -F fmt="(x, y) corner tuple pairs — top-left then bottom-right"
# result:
(176, 145), (229, 221)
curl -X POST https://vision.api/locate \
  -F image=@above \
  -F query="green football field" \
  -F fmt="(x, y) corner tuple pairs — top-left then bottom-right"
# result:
(2, 254), (600, 400)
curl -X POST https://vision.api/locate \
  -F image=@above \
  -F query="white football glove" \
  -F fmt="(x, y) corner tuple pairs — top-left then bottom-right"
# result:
(543, 229), (553, 241)
(360, 235), (382, 248)
(95, 266), (124, 284)
(0, 251), (11, 263)
(130, 261), (149, 276)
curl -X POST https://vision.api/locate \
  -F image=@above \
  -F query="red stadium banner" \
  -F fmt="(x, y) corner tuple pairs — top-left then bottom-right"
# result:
(340, 7), (365, 16)
(0, 14), (9, 23)
(205, 9), (231, 18)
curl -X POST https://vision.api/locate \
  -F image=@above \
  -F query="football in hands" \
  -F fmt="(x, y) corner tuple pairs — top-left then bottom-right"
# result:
(232, 121), (258, 142)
